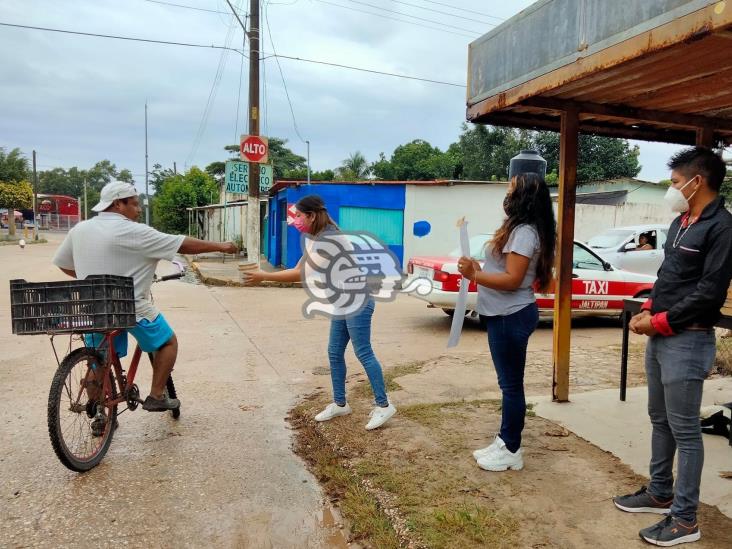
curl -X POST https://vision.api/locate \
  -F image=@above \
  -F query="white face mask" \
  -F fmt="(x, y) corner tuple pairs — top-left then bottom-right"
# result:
(664, 175), (699, 213)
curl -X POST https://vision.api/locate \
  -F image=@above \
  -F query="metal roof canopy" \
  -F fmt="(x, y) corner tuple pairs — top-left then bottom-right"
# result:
(466, 0), (732, 402)
(468, 0), (732, 146)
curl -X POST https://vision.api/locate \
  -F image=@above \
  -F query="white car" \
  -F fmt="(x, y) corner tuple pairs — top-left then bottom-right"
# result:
(586, 224), (669, 276)
(406, 233), (656, 321)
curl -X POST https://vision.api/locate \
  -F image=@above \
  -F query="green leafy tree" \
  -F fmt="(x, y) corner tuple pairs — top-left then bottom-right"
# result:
(372, 140), (458, 180)
(152, 167), (219, 234)
(281, 168), (335, 181)
(0, 148), (30, 183)
(720, 162), (732, 203)
(533, 132), (641, 184)
(337, 151), (370, 180)
(452, 124), (533, 181)
(0, 180), (33, 236)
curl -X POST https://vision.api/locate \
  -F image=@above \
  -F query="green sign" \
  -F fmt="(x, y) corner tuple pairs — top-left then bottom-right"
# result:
(225, 161), (273, 195)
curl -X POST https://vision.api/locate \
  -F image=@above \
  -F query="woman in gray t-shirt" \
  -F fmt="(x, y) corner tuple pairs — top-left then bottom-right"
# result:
(457, 173), (556, 472)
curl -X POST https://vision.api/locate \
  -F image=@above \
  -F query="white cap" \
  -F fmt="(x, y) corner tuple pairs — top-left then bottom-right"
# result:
(92, 181), (138, 212)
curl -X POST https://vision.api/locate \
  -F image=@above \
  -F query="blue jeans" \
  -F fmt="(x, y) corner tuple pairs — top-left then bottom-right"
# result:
(328, 300), (388, 407)
(645, 330), (716, 522)
(481, 303), (539, 453)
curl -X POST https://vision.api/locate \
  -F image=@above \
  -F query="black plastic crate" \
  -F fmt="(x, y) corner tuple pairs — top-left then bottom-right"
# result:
(10, 275), (136, 335)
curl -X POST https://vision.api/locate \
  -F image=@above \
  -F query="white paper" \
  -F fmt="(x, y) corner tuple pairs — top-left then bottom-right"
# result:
(447, 220), (471, 348)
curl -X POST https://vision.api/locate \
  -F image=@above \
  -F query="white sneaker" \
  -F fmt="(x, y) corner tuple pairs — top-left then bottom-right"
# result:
(314, 402), (352, 422)
(476, 438), (524, 471)
(472, 435), (503, 461)
(365, 403), (397, 430)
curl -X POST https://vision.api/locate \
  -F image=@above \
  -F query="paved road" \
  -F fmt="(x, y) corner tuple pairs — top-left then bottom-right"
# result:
(0, 235), (631, 548)
(0, 237), (337, 548)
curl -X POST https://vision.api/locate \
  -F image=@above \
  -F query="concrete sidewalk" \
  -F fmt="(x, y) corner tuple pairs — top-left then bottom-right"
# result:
(533, 379), (732, 518)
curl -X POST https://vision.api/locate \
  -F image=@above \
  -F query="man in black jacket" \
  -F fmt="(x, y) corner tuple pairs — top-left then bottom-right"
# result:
(613, 147), (732, 546)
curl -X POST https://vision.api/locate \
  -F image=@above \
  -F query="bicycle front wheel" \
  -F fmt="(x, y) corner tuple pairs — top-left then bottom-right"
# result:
(47, 347), (118, 472)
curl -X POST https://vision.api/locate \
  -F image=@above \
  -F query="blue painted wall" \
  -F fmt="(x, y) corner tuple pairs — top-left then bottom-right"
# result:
(267, 183), (406, 268)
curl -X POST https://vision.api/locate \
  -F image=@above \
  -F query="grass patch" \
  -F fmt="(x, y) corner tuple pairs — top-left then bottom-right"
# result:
(289, 399), (401, 548)
(0, 237), (47, 246)
(400, 399), (500, 428)
(290, 393), (517, 548)
(352, 360), (427, 399)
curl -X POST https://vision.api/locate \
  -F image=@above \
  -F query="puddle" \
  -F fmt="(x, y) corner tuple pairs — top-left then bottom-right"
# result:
(318, 505), (350, 549)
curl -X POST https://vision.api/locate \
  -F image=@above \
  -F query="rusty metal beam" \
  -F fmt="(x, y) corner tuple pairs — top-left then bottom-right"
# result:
(553, 108), (578, 403)
(522, 97), (732, 133)
(696, 126), (715, 147)
(477, 111), (699, 145)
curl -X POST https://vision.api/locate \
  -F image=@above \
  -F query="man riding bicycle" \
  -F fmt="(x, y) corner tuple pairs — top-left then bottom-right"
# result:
(53, 181), (238, 412)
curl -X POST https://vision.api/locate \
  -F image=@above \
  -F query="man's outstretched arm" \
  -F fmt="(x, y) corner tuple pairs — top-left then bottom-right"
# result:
(178, 237), (238, 255)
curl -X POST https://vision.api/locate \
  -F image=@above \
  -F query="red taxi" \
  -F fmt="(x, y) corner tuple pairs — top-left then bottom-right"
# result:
(407, 233), (655, 319)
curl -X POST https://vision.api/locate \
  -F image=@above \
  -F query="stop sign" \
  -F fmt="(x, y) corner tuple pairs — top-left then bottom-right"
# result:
(240, 135), (269, 163)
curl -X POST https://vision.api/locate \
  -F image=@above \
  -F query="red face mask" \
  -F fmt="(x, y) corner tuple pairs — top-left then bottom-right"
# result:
(293, 215), (310, 233)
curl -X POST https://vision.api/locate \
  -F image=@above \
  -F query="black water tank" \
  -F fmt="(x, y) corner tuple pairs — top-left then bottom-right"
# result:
(508, 150), (547, 180)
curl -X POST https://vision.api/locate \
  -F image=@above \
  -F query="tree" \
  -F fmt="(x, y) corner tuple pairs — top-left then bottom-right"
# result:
(533, 132), (641, 184)
(372, 140), (458, 180)
(0, 148), (29, 183)
(0, 180), (33, 236)
(452, 124), (533, 181)
(152, 167), (219, 234)
(337, 151), (370, 180)
(37, 160), (135, 218)
(280, 168), (335, 181)
(720, 161), (732, 204)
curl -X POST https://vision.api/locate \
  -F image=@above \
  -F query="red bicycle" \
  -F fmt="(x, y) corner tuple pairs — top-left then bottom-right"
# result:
(11, 268), (186, 472)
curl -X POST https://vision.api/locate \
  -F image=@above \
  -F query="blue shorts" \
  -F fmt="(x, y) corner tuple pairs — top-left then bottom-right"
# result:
(84, 314), (175, 358)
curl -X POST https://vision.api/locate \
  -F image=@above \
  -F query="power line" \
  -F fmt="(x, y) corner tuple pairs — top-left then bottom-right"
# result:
(186, 5), (241, 166)
(267, 52), (464, 87)
(141, 0), (236, 15)
(389, 0), (497, 26)
(234, 32), (246, 141)
(264, 1), (306, 143)
(0, 21), (249, 56)
(311, 0), (476, 39)
(0, 21), (465, 87)
(417, 0), (506, 22)
(334, 0), (482, 35)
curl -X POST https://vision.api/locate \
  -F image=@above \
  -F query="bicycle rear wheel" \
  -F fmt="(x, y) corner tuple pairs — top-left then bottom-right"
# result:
(48, 347), (118, 472)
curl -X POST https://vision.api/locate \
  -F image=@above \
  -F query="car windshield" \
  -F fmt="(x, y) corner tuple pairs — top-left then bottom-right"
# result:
(587, 229), (635, 249)
(449, 234), (493, 259)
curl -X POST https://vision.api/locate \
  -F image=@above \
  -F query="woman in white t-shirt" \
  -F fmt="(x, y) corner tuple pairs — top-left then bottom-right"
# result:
(245, 195), (396, 430)
(457, 173), (556, 472)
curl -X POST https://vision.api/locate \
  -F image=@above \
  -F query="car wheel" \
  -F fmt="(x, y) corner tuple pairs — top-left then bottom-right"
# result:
(441, 308), (455, 317)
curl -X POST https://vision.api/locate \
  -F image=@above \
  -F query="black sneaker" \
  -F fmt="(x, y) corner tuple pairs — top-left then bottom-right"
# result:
(640, 515), (700, 546)
(142, 395), (180, 412)
(614, 486), (673, 514)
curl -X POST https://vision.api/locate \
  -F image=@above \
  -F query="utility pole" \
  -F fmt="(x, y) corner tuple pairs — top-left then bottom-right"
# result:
(306, 140), (311, 184)
(83, 178), (88, 220)
(145, 102), (150, 225)
(32, 150), (38, 240)
(173, 161), (177, 175)
(227, 0), (260, 262)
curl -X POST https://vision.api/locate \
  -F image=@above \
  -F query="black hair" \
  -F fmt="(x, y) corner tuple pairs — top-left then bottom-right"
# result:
(667, 147), (726, 191)
(492, 172), (556, 292)
(295, 194), (338, 235)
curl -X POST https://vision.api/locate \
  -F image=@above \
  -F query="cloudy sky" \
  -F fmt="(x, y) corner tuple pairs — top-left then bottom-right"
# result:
(1, 0), (684, 189)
